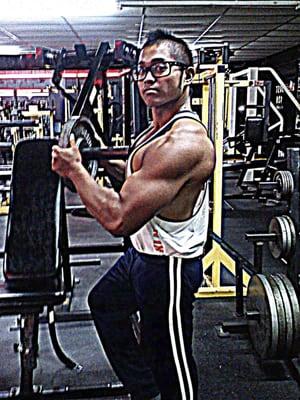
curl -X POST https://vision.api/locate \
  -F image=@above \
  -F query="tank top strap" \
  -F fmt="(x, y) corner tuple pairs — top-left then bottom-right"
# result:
(130, 110), (201, 152)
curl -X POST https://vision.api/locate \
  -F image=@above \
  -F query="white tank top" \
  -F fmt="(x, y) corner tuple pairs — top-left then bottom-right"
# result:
(126, 110), (210, 258)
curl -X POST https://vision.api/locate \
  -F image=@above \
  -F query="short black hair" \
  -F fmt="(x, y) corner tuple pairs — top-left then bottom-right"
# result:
(141, 29), (193, 66)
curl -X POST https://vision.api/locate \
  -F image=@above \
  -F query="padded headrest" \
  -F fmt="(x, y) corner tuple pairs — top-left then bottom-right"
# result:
(4, 138), (62, 283)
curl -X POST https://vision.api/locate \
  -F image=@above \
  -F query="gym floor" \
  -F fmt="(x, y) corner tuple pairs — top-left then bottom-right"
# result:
(0, 178), (300, 400)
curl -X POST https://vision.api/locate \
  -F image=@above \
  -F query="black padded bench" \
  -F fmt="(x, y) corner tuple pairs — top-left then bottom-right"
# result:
(0, 138), (128, 399)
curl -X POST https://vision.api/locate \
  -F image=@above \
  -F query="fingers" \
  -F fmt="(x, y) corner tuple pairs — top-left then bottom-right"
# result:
(69, 133), (76, 148)
(51, 145), (59, 160)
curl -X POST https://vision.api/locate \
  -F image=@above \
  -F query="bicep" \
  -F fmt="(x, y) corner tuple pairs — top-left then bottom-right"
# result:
(116, 133), (213, 234)
(119, 166), (182, 230)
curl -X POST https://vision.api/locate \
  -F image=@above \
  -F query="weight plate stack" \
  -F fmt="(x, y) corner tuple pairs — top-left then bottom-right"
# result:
(268, 274), (293, 358)
(274, 170), (294, 200)
(246, 274), (279, 359)
(276, 273), (300, 357)
(246, 273), (300, 360)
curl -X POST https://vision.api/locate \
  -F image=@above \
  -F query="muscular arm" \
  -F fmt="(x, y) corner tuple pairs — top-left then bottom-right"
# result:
(52, 122), (215, 237)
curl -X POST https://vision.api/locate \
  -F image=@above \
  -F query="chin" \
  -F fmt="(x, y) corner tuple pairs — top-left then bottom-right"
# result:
(142, 96), (166, 108)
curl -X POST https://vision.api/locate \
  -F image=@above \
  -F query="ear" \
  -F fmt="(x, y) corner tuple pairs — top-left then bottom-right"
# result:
(184, 66), (195, 85)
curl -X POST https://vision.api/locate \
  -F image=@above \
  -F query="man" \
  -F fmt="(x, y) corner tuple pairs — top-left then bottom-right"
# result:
(52, 29), (215, 400)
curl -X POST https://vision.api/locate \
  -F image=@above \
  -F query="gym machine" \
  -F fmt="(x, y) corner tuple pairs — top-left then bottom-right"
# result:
(224, 67), (300, 203)
(0, 39), (147, 399)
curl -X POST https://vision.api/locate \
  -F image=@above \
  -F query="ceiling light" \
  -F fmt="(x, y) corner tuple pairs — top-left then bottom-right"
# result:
(0, 45), (34, 55)
(118, 0), (299, 6)
(0, 0), (119, 19)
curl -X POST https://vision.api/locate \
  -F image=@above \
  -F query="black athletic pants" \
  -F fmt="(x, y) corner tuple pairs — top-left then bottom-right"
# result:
(88, 247), (202, 400)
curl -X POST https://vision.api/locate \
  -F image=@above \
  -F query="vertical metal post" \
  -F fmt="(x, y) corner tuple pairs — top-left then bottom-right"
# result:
(253, 241), (264, 273)
(211, 65), (226, 288)
(247, 67), (258, 118)
(123, 75), (132, 146)
(20, 313), (39, 395)
(235, 258), (244, 316)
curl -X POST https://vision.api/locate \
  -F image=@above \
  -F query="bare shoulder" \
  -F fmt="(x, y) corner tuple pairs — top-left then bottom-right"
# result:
(144, 117), (215, 183)
(171, 117), (212, 149)
(171, 118), (215, 181)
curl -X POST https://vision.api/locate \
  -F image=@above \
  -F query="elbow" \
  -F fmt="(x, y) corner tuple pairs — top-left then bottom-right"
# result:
(102, 217), (132, 238)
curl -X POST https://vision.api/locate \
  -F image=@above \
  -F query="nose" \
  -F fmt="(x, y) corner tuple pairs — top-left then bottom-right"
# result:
(143, 69), (156, 83)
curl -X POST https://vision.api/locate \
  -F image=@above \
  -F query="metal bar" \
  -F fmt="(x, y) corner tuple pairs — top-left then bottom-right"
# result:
(193, 12), (226, 46)
(0, 142), (12, 150)
(40, 310), (93, 323)
(68, 244), (125, 255)
(237, 147), (255, 187)
(71, 42), (110, 118)
(263, 80), (272, 142)
(0, 120), (38, 128)
(119, 0), (299, 6)
(254, 242), (264, 273)
(223, 159), (267, 171)
(245, 232), (277, 242)
(0, 243), (125, 259)
(210, 231), (254, 276)
(65, 205), (86, 213)
(0, 384), (129, 399)
(258, 181), (278, 190)
(137, 7), (146, 47)
(81, 146), (128, 161)
(47, 306), (79, 370)
(124, 76), (132, 146)
(19, 313), (39, 395)
(70, 258), (101, 267)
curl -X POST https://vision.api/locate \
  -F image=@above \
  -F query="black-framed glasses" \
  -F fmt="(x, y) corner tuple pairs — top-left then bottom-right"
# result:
(131, 61), (187, 82)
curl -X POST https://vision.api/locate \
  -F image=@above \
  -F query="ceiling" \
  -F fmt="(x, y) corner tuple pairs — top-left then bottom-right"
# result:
(0, 0), (299, 75)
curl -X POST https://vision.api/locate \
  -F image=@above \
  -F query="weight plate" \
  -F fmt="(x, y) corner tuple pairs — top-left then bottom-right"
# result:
(276, 274), (300, 357)
(274, 171), (284, 200)
(269, 274), (293, 358)
(246, 274), (279, 359)
(274, 170), (294, 199)
(283, 215), (297, 258)
(278, 215), (290, 259)
(60, 116), (99, 192)
(286, 171), (294, 195)
(269, 216), (287, 259)
(267, 275), (287, 358)
(282, 170), (294, 196)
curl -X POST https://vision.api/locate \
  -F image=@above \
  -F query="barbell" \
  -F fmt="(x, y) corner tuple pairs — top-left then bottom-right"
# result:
(245, 214), (297, 261)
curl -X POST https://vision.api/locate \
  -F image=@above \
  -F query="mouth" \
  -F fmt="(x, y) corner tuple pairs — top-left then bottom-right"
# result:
(143, 88), (159, 95)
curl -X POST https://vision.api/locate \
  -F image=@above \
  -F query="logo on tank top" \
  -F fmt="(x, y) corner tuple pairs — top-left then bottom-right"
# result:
(153, 229), (164, 253)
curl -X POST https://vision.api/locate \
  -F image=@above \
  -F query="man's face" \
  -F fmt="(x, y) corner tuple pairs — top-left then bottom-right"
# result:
(137, 42), (186, 108)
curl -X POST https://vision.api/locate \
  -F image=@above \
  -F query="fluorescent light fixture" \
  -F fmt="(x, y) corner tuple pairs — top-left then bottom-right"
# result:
(118, 0), (299, 5)
(0, 0), (119, 19)
(0, 45), (34, 55)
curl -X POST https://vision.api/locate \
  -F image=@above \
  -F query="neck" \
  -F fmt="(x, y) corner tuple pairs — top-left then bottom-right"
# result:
(151, 94), (192, 130)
